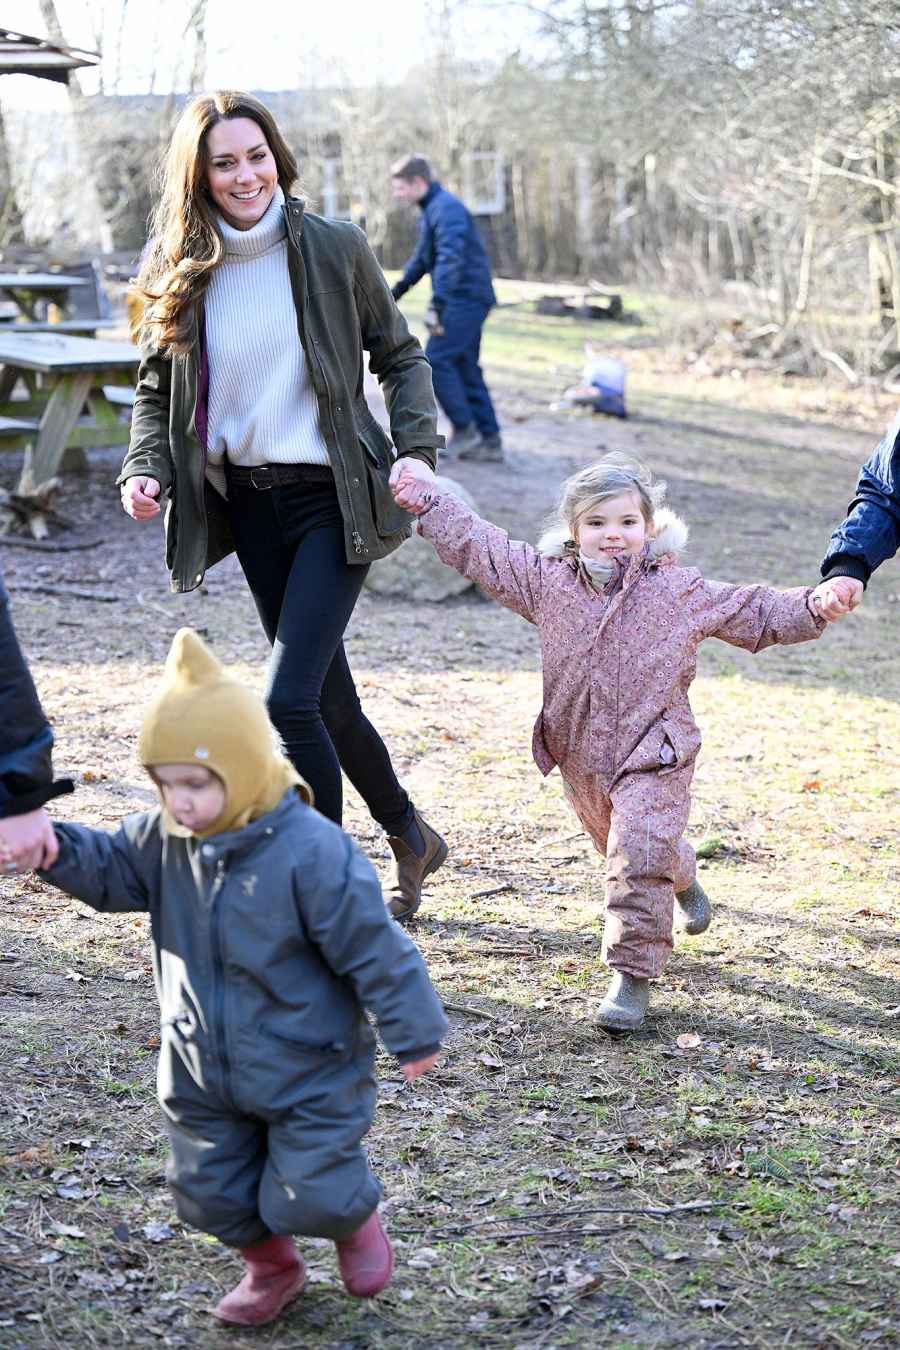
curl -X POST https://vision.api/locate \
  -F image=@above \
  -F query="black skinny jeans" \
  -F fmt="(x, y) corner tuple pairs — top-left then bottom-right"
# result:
(226, 468), (413, 834)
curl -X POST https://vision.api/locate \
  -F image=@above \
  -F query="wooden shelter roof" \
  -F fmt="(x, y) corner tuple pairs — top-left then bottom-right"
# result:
(0, 28), (100, 83)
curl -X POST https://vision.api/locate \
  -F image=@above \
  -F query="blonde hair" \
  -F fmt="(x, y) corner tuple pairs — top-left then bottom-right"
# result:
(131, 91), (299, 354)
(537, 453), (666, 555)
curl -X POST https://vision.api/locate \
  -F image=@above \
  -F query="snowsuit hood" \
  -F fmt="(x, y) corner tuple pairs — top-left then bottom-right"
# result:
(536, 506), (690, 562)
(139, 627), (311, 838)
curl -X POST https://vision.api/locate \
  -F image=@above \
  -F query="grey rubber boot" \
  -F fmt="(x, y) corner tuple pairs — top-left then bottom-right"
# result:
(458, 432), (504, 462)
(444, 424), (482, 457)
(595, 971), (650, 1032)
(675, 879), (711, 935)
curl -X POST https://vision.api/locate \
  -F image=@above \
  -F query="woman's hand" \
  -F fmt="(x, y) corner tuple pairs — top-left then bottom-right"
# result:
(401, 1050), (440, 1083)
(0, 808), (59, 873)
(811, 577), (863, 621)
(390, 458), (436, 515)
(121, 476), (162, 520)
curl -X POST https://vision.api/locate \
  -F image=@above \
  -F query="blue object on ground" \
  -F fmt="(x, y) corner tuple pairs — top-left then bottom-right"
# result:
(586, 355), (627, 419)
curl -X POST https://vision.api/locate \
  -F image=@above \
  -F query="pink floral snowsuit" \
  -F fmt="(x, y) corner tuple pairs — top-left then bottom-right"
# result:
(418, 493), (825, 978)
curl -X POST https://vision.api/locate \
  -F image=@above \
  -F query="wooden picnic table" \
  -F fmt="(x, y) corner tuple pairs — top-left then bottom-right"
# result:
(0, 271), (88, 321)
(3, 318), (108, 336)
(0, 330), (139, 488)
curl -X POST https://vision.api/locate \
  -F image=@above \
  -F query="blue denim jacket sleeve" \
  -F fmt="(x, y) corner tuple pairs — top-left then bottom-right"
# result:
(394, 212), (433, 300)
(0, 565), (73, 817)
(821, 411), (900, 583)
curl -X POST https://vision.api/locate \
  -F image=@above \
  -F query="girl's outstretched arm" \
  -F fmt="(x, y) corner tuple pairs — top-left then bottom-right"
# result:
(393, 478), (545, 622)
(691, 577), (827, 651)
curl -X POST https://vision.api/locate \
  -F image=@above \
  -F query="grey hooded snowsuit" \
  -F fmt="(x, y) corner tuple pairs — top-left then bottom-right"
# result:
(417, 493), (825, 979)
(42, 791), (447, 1247)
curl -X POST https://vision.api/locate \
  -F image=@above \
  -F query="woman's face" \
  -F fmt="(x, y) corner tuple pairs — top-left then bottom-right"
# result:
(204, 117), (278, 231)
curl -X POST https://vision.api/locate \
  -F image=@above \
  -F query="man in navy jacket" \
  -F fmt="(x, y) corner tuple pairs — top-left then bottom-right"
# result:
(0, 564), (71, 872)
(390, 154), (502, 462)
(814, 413), (900, 617)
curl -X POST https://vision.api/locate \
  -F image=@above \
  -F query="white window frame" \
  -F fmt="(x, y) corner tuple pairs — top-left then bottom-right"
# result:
(462, 152), (505, 215)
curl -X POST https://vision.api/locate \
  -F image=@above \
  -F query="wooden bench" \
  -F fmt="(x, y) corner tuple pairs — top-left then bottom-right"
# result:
(6, 319), (108, 336)
(0, 413), (38, 434)
(0, 271), (89, 322)
(0, 414), (39, 452)
(102, 385), (135, 409)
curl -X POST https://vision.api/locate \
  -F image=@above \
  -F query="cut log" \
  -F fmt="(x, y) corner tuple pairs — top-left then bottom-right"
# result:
(534, 292), (623, 320)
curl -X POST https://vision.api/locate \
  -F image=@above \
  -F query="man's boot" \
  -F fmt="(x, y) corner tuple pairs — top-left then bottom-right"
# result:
(675, 879), (711, 935)
(458, 432), (504, 462)
(384, 809), (448, 921)
(596, 971), (650, 1032)
(213, 1234), (305, 1326)
(444, 423), (481, 457)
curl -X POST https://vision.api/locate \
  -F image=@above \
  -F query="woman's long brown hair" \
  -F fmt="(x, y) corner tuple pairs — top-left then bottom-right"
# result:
(131, 91), (298, 354)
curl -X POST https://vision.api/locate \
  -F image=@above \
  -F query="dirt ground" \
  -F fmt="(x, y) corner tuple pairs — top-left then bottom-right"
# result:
(1, 309), (898, 1349)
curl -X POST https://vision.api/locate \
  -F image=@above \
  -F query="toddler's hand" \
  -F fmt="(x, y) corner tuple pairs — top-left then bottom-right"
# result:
(401, 1051), (440, 1083)
(811, 577), (863, 621)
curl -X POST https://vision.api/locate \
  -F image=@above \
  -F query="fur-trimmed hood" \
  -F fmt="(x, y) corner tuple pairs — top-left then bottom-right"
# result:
(536, 507), (689, 560)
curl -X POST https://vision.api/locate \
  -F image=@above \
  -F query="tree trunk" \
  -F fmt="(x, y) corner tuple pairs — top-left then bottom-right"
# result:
(38, 0), (114, 252)
(876, 132), (900, 359)
(575, 151), (594, 275)
(0, 104), (25, 247)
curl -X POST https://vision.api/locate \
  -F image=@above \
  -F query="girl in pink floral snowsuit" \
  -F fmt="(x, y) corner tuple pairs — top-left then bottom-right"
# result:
(393, 454), (836, 1031)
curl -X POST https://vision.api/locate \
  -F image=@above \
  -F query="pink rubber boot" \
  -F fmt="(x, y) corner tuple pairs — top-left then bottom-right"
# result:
(335, 1210), (394, 1297)
(213, 1233), (305, 1326)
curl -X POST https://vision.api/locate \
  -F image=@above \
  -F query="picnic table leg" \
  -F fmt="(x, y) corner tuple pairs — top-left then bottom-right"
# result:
(17, 371), (93, 490)
(0, 365), (19, 401)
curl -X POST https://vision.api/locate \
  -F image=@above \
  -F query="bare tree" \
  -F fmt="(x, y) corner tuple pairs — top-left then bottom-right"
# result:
(38, 0), (114, 251)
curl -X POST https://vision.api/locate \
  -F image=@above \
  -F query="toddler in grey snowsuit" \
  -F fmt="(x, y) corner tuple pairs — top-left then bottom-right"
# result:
(40, 629), (447, 1327)
(393, 454), (837, 1032)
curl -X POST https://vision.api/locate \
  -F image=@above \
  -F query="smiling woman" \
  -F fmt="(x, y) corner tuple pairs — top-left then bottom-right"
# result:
(205, 119), (278, 230)
(120, 90), (448, 918)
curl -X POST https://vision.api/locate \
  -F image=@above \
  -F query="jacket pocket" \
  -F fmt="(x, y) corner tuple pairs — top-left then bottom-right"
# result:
(264, 1023), (353, 1061)
(658, 718), (700, 775)
(358, 422), (410, 539)
(164, 494), (178, 572)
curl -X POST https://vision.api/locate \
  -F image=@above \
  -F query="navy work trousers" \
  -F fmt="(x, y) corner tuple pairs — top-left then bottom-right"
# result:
(226, 470), (413, 834)
(426, 300), (499, 436)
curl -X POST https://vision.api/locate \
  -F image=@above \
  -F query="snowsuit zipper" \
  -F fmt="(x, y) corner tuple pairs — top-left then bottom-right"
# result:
(208, 859), (233, 1103)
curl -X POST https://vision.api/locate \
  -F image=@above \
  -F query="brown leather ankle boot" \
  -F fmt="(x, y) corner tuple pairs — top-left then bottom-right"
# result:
(384, 810), (447, 921)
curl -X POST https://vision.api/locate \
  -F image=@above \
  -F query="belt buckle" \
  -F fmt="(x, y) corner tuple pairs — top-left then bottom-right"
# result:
(250, 465), (274, 490)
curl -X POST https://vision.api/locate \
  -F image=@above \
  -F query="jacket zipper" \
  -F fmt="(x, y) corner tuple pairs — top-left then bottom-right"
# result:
(283, 206), (366, 557)
(305, 322), (365, 555)
(208, 860), (232, 1103)
(174, 310), (207, 586)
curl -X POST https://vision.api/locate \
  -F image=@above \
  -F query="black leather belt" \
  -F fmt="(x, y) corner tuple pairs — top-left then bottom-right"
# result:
(225, 462), (334, 490)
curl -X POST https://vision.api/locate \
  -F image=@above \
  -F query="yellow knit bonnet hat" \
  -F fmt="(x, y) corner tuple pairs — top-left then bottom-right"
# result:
(138, 628), (311, 837)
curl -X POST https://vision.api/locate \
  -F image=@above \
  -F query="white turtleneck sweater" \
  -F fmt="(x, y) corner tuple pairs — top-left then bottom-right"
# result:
(204, 185), (330, 496)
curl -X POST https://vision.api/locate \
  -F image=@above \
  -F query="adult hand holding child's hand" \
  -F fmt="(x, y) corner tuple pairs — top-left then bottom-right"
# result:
(390, 457), (436, 515)
(811, 576), (863, 621)
(401, 1050), (440, 1083)
(0, 808), (59, 872)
